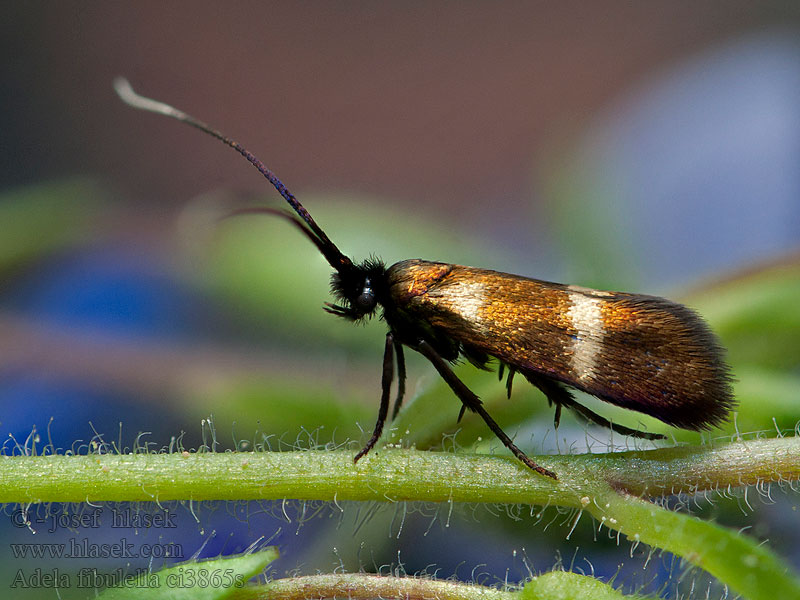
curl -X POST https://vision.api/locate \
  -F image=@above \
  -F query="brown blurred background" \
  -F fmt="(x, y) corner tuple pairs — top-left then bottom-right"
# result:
(5, 2), (798, 217)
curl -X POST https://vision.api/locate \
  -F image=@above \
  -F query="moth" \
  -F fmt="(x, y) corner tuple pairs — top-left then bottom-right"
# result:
(115, 79), (734, 479)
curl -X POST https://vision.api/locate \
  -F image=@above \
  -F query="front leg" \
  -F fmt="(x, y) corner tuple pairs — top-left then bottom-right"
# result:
(416, 340), (557, 479)
(353, 332), (394, 463)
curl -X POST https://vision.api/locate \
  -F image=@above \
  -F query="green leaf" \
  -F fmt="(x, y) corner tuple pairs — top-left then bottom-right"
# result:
(96, 547), (278, 599)
(0, 178), (104, 271)
(195, 194), (507, 350)
(520, 570), (654, 600)
(191, 375), (372, 449)
(590, 490), (800, 600)
(689, 258), (800, 371)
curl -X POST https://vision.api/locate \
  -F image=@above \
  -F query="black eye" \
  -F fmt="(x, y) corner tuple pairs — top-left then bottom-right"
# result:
(356, 291), (375, 309)
(355, 278), (376, 311)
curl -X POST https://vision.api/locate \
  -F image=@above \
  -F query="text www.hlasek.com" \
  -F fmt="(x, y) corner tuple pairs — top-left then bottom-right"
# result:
(10, 538), (183, 559)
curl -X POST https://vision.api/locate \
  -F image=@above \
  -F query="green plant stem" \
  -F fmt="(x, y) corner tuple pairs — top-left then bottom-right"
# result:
(235, 570), (648, 600)
(246, 573), (515, 600)
(3, 437), (799, 598)
(1, 436), (796, 504)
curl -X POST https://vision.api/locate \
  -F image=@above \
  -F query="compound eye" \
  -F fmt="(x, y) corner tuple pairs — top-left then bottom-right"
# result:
(355, 288), (376, 310)
(355, 279), (377, 311)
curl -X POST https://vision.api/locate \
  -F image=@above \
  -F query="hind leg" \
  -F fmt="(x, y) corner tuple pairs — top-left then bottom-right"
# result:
(523, 371), (665, 441)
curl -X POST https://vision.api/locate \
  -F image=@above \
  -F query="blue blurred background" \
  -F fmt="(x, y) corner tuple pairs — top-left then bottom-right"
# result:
(1, 3), (799, 598)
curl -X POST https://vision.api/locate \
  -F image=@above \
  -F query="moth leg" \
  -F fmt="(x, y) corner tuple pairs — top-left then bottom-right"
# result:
(505, 367), (516, 399)
(553, 401), (562, 429)
(564, 400), (665, 440)
(354, 332), (394, 463)
(496, 362), (515, 398)
(416, 340), (557, 479)
(524, 372), (665, 441)
(391, 338), (406, 420)
(523, 372), (572, 429)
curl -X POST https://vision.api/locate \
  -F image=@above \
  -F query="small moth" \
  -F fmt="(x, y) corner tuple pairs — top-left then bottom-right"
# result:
(115, 79), (734, 479)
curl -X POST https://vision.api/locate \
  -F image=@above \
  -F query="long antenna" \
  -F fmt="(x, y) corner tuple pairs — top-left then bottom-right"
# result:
(113, 77), (352, 270)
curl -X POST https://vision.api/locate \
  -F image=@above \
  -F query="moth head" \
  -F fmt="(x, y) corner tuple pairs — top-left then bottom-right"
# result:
(326, 258), (387, 322)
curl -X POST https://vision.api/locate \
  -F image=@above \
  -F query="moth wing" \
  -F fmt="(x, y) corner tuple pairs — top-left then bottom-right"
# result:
(393, 263), (733, 429)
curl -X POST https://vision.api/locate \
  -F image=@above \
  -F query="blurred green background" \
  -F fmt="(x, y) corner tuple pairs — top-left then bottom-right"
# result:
(1, 3), (800, 598)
